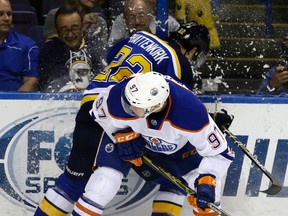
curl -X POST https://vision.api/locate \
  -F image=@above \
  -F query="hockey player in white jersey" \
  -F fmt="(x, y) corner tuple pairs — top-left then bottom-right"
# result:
(72, 72), (234, 216)
(34, 22), (234, 216)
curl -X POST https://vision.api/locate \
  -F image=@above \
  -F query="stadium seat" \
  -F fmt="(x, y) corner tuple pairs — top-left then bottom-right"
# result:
(41, 0), (65, 17)
(12, 4), (36, 12)
(12, 5), (38, 36)
(29, 25), (44, 47)
(10, 0), (31, 5)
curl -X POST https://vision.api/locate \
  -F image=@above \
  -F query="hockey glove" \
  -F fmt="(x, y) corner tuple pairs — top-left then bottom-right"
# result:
(113, 127), (146, 166)
(210, 109), (234, 132)
(187, 195), (215, 215)
(194, 174), (216, 210)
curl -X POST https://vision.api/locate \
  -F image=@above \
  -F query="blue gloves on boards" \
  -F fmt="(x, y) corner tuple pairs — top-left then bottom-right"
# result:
(188, 174), (216, 212)
(195, 174), (216, 210)
(210, 109), (234, 132)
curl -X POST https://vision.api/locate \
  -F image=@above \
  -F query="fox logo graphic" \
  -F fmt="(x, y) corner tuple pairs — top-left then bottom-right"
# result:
(0, 107), (158, 215)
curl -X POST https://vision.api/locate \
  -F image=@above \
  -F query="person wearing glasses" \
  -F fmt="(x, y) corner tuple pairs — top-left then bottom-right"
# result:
(43, 0), (108, 44)
(38, 5), (107, 92)
(108, 0), (180, 47)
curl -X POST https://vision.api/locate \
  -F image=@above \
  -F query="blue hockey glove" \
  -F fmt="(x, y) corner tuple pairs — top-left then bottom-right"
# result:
(194, 174), (216, 210)
(113, 127), (146, 166)
(210, 109), (234, 132)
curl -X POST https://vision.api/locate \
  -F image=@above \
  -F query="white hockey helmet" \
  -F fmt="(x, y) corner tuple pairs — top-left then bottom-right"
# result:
(121, 72), (170, 117)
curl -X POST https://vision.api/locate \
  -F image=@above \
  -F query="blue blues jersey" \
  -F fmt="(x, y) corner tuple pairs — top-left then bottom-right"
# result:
(81, 31), (193, 105)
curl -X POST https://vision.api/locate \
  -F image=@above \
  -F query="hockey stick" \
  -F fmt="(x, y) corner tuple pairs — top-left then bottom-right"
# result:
(142, 155), (231, 216)
(221, 126), (282, 195)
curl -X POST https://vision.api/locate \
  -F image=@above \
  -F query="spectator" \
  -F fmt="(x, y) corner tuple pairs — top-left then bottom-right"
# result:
(0, 0), (39, 92)
(38, 5), (107, 92)
(256, 34), (288, 95)
(108, 0), (180, 47)
(43, 0), (108, 44)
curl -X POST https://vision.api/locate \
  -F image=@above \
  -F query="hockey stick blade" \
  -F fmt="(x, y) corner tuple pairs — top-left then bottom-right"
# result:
(142, 155), (231, 216)
(221, 126), (282, 195)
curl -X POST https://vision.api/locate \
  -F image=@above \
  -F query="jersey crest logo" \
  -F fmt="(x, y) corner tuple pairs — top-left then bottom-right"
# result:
(105, 143), (115, 153)
(144, 136), (177, 152)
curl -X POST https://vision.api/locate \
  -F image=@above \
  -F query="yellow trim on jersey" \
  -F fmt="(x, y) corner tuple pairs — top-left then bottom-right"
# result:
(140, 31), (182, 79)
(81, 94), (98, 106)
(152, 201), (182, 216)
(38, 198), (67, 216)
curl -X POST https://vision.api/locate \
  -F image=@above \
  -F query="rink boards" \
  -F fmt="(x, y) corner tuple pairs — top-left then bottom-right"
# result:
(0, 93), (287, 216)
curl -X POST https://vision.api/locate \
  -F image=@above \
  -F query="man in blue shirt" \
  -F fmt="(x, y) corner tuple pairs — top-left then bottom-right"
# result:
(0, 0), (39, 92)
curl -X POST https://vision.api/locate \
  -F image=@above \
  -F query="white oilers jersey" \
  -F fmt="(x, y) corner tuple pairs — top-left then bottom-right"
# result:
(91, 76), (234, 178)
(92, 75), (232, 155)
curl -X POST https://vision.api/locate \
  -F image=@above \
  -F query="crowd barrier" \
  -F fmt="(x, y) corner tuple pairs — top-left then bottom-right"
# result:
(0, 93), (287, 216)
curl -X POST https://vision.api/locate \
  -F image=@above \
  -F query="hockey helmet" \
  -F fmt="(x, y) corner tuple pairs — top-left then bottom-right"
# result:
(121, 72), (170, 117)
(170, 21), (210, 68)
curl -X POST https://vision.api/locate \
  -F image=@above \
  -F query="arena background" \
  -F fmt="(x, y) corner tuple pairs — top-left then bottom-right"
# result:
(0, 93), (287, 215)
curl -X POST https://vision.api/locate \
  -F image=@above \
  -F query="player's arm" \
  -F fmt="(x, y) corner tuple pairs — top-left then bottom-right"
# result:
(90, 87), (145, 166)
(188, 115), (234, 177)
(186, 111), (234, 212)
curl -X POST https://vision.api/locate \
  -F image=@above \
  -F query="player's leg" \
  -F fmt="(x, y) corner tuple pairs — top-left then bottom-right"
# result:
(134, 144), (204, 216)
(72, 133), (133, 215)
(34, 102), (103, 215)
(72, 166), (123, 216)
(151, 183), (186, 216)
(34, 173), (87, 216)
(133, 145), (200, 216)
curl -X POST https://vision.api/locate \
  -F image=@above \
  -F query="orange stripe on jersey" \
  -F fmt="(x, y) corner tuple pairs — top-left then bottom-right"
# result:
(152, 201), (182, 216)
(157, 96), (172, 130)
(38, 197), (67, 216)
(75, 202), (101, 216)
(166, 117), (210, 133)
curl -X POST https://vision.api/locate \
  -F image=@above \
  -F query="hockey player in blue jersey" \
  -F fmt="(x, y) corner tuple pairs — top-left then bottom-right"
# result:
(34, 22), (233, 216)
(72, 72), (234, 216)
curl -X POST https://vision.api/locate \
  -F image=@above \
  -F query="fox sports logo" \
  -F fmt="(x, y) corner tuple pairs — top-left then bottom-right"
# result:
(0, 107), (157, 214)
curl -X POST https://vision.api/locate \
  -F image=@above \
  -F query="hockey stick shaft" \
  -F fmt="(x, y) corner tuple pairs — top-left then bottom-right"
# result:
(221, 126), (282, 195)
(142, 155), (231, 216)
